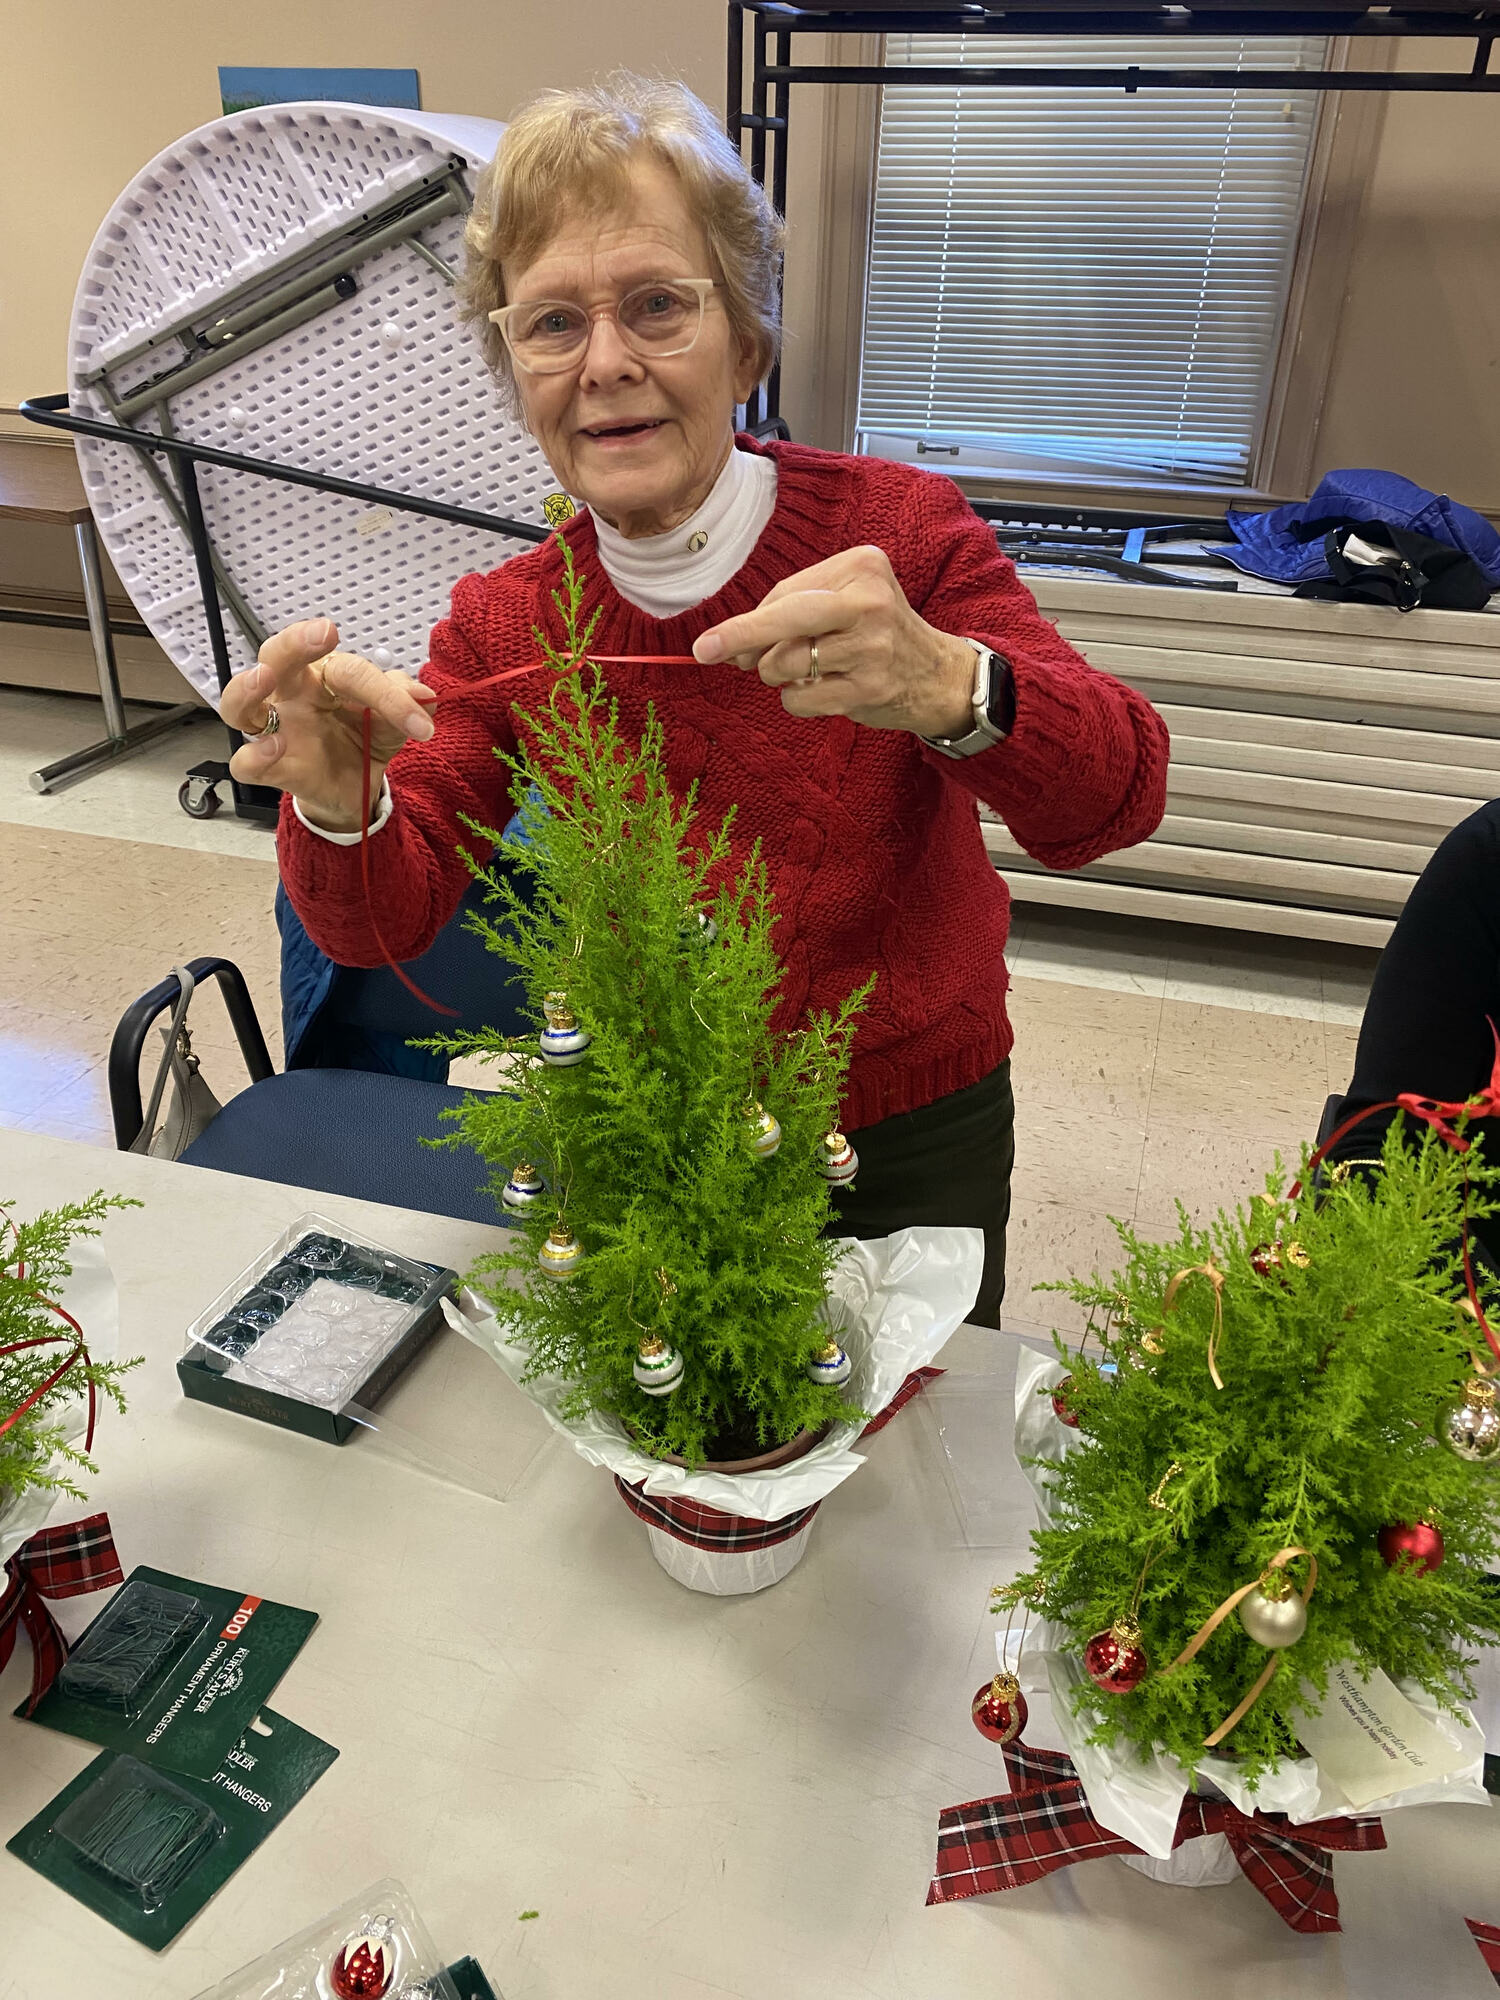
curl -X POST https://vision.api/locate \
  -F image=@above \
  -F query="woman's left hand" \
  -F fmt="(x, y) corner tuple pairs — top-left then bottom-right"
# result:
(691, 545), (979, 738)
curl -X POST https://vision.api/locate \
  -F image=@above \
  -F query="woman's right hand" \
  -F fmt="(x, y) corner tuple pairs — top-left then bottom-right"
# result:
(221, 618), (438, 833)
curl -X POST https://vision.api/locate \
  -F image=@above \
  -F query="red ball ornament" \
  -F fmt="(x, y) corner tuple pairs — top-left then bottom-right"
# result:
(1050, 1374), (1081, 1429)
(1083, 1616), (1149, 1695)
(330, 1931), (395, 2000)
(972, 1672), (1029, 1744)
(1378, 1519), (1444, 1573)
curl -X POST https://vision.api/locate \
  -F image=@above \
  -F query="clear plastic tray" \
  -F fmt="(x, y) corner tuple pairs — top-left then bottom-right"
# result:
(185, 1212), (449, 1415)
(56, 1580), (208, 1718)
(57, 1756), (224, 1915)
(189, 1875), (467, 1999)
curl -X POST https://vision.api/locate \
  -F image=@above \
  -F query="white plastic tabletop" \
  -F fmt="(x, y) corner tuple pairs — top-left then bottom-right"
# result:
(1, 1130), (1497, 1999)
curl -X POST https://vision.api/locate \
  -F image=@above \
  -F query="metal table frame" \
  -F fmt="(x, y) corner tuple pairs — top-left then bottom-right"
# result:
(727, 0), (1500, 429)
(23, 154), (546, 821)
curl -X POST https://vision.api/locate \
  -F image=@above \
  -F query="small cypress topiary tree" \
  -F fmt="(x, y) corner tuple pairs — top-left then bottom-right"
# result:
(1, 1193), (140, 1513)
(433, 545), (872, 1466)
(1001, 1120), (1500, 1783)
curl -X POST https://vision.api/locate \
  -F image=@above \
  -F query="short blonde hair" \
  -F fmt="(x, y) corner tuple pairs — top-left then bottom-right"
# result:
(460, 74), (784, 405)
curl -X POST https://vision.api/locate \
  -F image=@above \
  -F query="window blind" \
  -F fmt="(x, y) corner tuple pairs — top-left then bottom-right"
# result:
(857, 34), (1328, 487)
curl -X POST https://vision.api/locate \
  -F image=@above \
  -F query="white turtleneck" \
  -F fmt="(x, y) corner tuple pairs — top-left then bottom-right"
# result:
(298, 444), (777, 846)
(588, 443), (778, 617)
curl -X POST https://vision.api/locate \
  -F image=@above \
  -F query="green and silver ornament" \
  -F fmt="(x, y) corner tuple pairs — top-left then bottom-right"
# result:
(633, 1335), (685, 1397)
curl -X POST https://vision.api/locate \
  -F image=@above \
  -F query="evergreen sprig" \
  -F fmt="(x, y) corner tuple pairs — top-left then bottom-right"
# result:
(430, 540), (872, 1463)
(1006, 1119), (1500, 1782)
(1, 1193), (142, 1510)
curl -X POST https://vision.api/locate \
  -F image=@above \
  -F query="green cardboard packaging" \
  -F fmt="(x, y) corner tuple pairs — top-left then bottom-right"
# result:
(22, 1566), (317, 1778)
(7, 1707), (337, 1950)
(177, 1210), (456, 1446)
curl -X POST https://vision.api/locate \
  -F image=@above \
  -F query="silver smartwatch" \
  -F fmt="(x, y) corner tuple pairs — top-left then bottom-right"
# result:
(920, 641), (1010, 760)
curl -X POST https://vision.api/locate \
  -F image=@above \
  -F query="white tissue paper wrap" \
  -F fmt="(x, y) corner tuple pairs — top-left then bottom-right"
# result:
(444, 1226), (983, 1522)
(0, 1235), (120, 1565)
(1004, 1348), (1490, 1862)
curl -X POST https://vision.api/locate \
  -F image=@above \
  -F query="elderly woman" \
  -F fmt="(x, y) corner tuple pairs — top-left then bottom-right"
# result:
(223, 76), (1169, 1327)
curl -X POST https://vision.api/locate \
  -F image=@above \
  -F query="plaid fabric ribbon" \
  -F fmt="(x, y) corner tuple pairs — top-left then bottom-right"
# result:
(0, 1511), (123, 1716)
(1470, 1919), (1500, 1985)
(859, 1365), (944, 1440)
(614, 1368), (944, 1552)
(929, 1742), (1386, 1934)
(613, 1477), (819, 1551)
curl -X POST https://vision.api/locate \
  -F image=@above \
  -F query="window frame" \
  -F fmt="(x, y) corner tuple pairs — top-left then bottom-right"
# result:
(799, 33), (1390, 511)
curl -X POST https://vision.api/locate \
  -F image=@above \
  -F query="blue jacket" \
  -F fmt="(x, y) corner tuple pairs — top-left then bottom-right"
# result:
(1226, 470), (1500, 587)
(277, 798), (538, 1074)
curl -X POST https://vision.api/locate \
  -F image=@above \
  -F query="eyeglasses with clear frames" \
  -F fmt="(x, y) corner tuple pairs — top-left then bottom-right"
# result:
(489, 279), (719, 375)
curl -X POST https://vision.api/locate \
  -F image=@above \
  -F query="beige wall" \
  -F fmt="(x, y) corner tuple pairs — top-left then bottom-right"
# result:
(0, 0), (832, 439)
(1311, 40), (1500, 513)
(0, 6), (1493, 515)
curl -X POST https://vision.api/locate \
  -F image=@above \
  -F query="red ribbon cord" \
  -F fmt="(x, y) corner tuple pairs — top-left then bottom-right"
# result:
(1285, 1020), (1500, 1368)
(356, 651), (698, 1018)
(3, 1220), (97, 1451)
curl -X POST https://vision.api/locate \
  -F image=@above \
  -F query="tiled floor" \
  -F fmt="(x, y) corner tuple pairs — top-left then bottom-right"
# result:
(0, 681), (1379, 1332)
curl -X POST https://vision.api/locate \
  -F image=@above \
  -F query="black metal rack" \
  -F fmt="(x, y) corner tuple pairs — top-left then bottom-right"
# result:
(727, 0), (1500, 427)
(20, 395), (547, 823)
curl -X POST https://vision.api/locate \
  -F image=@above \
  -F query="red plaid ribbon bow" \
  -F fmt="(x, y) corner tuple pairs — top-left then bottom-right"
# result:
(929, 1742), (1386, 1934)
(0, 1512), (123, 1716)
(613, 1368), (945, 1552)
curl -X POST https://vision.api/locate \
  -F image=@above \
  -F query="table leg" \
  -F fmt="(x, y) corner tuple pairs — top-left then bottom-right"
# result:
(75, 517), (128, 740)
(28, 518), (203, 794)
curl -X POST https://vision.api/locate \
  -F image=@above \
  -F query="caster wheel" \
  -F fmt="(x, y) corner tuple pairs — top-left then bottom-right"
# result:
(178, 777), (221, 819)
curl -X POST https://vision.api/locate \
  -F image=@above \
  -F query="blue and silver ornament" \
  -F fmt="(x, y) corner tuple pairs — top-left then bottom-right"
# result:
(806, 1338), (853, 1388)
(540, 989), (591, 1067)
(502, 1162), (547, 1212)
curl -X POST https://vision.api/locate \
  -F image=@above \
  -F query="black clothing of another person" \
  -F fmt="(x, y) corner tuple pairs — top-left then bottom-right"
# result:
(1329, 799), (1500, 1262)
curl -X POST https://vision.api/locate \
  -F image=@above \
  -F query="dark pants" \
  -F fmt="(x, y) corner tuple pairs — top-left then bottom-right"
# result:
(825, 1059), (1014, 1328)
(1330, 799), (1500, 1262)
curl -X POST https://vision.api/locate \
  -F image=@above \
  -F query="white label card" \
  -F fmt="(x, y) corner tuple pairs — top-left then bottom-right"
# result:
(1290, 1665), (1470, 1807)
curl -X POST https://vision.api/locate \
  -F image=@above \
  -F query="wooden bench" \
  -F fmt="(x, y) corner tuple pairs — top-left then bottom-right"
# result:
(0, 436), (199, 791)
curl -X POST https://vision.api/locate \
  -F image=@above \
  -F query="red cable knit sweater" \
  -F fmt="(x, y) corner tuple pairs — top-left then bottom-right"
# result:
(278, 438), (1169, 1131)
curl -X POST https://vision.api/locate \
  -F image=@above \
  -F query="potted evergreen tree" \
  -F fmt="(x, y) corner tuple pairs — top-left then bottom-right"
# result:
(982, 1122), (1500, 1887)
(435, 548), (978, 1591)
(1, 1193), (139, 1555)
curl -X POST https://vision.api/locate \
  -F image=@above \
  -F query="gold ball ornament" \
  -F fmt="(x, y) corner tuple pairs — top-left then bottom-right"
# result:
(1438, 1375), (1500, 1462)
(537, 1225), (584, 1280)
(1238, 1571), (1308, 1649)
(743, 1100), (782, 1159)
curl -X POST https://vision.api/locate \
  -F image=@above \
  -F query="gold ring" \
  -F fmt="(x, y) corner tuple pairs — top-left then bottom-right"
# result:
(310, 655), (341, 709)
(808, 639), (820, 684)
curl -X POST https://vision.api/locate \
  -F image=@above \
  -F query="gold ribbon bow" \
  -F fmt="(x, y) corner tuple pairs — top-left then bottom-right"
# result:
(1158, 1260), (1227, 1391)
(1160, 1545), (1318, 1748)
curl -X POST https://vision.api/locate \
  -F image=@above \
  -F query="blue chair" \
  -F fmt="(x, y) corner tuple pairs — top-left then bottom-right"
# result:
(108, 871), (529, 1226)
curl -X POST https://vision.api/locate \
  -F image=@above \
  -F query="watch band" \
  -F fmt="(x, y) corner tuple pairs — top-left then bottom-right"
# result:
(920, 642), (1011, 760)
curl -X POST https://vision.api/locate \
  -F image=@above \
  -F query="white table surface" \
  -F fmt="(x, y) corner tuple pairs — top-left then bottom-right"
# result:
(2, 1130), (1498, 2000)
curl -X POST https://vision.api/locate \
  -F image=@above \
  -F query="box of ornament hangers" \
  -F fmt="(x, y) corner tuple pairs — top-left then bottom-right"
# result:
(177, 1211), (457, 1444)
